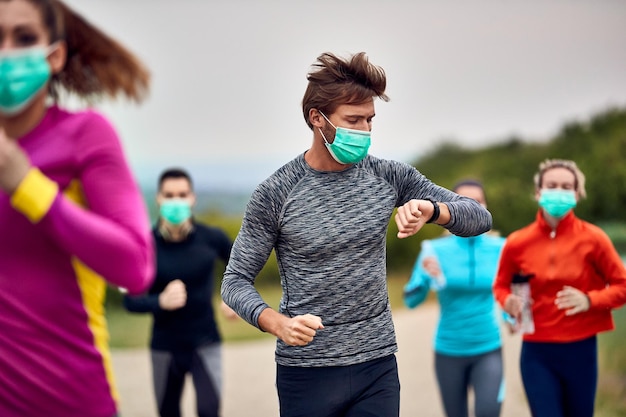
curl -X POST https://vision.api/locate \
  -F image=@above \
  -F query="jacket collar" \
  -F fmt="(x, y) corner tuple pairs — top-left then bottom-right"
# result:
(535, 209), (576, 235)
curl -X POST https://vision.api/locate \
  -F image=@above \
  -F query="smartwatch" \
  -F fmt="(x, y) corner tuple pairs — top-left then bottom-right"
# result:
(424, 197), (440, 224)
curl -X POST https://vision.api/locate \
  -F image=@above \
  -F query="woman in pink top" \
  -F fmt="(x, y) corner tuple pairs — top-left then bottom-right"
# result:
(0, 1), (154, 416)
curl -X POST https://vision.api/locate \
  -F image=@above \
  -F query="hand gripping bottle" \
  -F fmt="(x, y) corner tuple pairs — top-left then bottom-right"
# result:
(511, 273), (535, 334)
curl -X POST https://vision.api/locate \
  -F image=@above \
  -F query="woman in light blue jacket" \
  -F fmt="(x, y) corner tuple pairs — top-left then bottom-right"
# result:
(404, 180), (507, 417)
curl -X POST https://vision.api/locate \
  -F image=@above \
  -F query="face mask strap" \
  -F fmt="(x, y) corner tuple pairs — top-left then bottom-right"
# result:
(317, 110), (336, 146)
(46, 41), (62, 58)
(318, 110), (371, 136)
(318, 128), (332, 146)
(318, 110), (337, 130)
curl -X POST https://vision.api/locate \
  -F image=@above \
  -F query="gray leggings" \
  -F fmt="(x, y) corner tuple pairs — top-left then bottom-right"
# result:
(434, 348), (504, 417)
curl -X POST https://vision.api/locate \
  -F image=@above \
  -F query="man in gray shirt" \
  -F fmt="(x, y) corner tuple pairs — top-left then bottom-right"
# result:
(221, 51), (492, 417)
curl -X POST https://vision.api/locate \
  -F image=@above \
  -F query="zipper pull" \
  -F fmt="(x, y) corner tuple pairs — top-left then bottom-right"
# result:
(550, 230), (556, 239)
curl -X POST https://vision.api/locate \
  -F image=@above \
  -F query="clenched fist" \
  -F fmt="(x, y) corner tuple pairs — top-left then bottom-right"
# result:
(158, 279), (187, 311)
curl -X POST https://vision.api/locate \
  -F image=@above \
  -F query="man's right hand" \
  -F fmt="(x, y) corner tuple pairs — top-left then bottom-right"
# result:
(259, 309), (324, 346)
(158, 279), (187, 310)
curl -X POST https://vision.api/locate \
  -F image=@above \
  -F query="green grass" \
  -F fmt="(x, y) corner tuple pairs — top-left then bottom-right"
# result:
(106, 286), (279, 348)
(596, 306), (626, 416)
(106, 274), (411, 348)
(106, 308), (151, 348)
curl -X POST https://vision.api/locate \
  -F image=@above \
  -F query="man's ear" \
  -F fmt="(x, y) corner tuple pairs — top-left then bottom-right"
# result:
(309, 108), (324, 129)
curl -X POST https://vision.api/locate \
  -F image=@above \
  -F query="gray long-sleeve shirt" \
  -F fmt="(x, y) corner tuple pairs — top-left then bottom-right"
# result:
(221, 153), (492, 367)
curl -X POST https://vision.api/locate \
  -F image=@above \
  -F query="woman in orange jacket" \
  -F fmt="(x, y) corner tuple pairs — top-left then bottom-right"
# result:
(493, 159), (626, 417)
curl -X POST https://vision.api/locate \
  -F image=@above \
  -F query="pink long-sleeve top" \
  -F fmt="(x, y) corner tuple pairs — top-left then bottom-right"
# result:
(0, 106), (155, 417)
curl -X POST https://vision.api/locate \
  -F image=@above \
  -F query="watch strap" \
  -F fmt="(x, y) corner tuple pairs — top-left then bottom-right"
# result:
(424, 197), (440, 224)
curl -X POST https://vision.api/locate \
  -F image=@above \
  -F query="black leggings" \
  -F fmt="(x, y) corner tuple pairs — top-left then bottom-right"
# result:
(151, 343), (222, 417)
(276, 354), (400, 417)
(520, 337), (597, 417)
(434, 348), (504, 417)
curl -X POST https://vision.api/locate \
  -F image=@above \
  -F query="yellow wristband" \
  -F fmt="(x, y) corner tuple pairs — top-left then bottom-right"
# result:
(10, 168), (59, 223)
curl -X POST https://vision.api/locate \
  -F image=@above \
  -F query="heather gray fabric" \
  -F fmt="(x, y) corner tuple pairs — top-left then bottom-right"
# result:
(222, 153), (491, 367)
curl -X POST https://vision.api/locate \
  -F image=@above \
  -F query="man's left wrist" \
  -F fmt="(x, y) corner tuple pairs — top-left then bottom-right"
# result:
(424, 197), (440, 224)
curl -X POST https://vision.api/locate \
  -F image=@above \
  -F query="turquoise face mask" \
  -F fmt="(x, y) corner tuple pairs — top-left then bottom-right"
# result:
(160, 199), (192, 225)
(0, 46), (53, 116)
(538, 189), (577, 218)
(319, 111), (371, 165)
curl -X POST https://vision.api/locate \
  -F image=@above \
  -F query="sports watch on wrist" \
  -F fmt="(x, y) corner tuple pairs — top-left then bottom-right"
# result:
(424, 197), (440, 224)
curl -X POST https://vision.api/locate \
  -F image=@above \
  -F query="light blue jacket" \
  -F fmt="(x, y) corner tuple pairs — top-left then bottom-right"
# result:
(404, 233), (506, 356)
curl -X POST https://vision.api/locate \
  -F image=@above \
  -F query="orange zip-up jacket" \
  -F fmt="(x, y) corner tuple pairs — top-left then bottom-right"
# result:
(493, 210), (626, 343)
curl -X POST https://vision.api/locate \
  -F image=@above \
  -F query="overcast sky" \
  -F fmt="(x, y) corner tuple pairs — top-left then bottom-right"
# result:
(63, 0), (626, 190)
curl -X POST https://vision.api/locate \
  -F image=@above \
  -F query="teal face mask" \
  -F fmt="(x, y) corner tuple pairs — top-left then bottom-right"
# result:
(319, 111), (371, 165)
(538, 189), (577, 218)
(0, 46), (53, 116)
(160, 199), (192, 225)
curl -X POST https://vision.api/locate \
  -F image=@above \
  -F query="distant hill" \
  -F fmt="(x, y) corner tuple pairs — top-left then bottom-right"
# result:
(409, 105), (626, 235)
(384, 106), (626, 273)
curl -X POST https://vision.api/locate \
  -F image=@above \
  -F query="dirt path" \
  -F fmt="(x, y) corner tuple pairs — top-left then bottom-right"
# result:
(112, 303), (531, 417)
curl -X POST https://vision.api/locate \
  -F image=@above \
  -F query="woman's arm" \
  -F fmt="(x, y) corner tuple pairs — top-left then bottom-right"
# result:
(10, 113), (154, 294)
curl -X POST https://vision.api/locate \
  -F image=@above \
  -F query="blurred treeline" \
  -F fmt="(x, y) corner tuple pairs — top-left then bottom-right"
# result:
(391, 105), (626, 276)
(117, 105), (626, 293)
(412, 106), (626, 236)
(104, 106), (626, 306)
